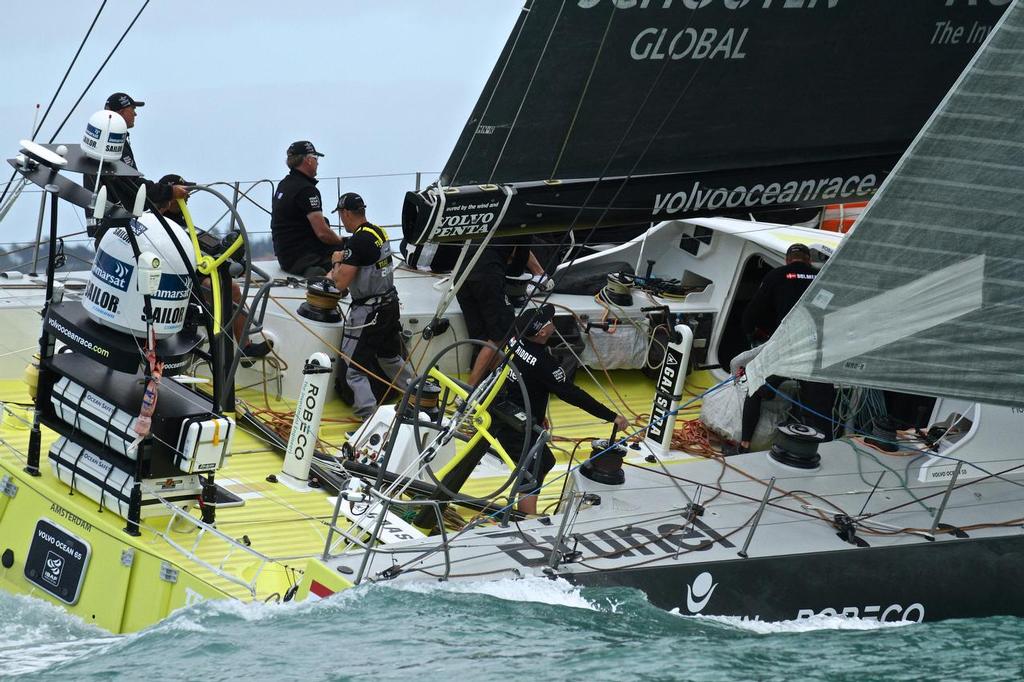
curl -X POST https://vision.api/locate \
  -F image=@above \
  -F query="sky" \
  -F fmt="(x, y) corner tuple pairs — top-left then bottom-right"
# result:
(0, 0), (524, 247)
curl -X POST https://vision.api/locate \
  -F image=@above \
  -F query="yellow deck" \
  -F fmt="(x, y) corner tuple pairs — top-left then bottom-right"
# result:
(0, 369), (711, 632)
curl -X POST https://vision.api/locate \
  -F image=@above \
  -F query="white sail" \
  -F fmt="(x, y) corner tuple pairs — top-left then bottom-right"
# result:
(747, 0), (1024, 408)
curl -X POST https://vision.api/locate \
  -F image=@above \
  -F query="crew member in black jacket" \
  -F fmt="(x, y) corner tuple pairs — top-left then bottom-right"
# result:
(737, 243), (831, 451)
(437, 304), (629, 516)
(270, 140), (345, 277)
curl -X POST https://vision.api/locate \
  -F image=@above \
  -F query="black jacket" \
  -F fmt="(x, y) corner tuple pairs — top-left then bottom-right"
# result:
(742, 261), (817, 339)
(83, 134), (174, 215)
(270, 169), (329, 269)
(507, 338), (617, 425)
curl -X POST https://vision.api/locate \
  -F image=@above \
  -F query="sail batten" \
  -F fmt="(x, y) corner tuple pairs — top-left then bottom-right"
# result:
(747, 1), (1024, 408)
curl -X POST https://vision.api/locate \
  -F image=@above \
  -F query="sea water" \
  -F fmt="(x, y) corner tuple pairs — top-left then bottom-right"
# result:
(0, 579), (1020, 681)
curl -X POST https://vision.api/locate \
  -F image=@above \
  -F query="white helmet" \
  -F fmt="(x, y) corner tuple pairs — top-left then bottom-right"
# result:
(80, 110), (128, 162)
(83, 212), (197, 339)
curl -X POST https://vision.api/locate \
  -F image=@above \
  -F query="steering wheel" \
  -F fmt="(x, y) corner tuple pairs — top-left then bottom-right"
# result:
(398, 339), (535, 507)
(177, 195), (247, 338)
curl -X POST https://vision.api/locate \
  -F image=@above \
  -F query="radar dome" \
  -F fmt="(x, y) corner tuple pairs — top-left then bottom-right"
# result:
(80, 110), (128, 162)
(83, 213), (196, 339)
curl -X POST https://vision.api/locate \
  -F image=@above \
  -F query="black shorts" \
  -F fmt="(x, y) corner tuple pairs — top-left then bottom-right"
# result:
(282, 246), (335, 278)
(352, 299), (405, 364)
(493, 422), (556, 489)
(456, 275), (514, 342)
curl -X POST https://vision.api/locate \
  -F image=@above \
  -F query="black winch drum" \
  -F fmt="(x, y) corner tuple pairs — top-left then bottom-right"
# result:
(769, 423), (825, 469)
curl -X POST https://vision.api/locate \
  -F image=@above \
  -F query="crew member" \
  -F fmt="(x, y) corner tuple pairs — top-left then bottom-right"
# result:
(736, 243), (831, 451)
(330, 192), (415, 419)
(436, 304), (629, 517)
(455, 238), (546, 386)
(155, 174), (272, 364)
(270, 140), (344, 278)
(85, 93), (187, 235)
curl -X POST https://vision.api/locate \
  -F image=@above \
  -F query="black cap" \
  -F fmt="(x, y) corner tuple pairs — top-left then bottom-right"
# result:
(786, 243), (811, 258)
(335, 192), (366, 212)
(287, 140), (324, 157)
(515, 303), (555, 337)
(105, 92), (145, 110)
(158, 174), (191, 186)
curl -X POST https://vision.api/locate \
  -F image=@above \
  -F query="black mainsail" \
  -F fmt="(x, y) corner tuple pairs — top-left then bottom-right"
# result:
(747, 0), (1024, 408)
(403, 0), (1009, 244)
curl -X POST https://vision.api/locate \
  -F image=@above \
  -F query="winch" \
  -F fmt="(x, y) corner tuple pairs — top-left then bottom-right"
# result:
(580, 438), (628, 485)
(769, 423), (826, 469)
(297, 278), (344, 323)
(600, 272), (634, 307)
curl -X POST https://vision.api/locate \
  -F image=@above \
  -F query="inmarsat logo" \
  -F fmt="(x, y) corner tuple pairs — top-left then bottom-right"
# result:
(686, 571), (717, 613)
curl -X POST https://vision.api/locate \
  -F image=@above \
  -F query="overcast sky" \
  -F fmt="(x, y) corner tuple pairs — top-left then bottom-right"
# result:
(0, 0), (524, 246)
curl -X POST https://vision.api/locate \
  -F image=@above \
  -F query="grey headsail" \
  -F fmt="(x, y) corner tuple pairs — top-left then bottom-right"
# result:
(403, 0), (1008, 244)
(747, 0), (1024, 408)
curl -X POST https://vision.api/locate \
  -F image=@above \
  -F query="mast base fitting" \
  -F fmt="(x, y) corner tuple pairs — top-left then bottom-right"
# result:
(580, 439), (628, 485)
(769, 423), (825, 469)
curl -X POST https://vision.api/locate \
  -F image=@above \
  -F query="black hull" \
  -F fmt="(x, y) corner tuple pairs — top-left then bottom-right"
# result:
(566, 534), (1024, 623)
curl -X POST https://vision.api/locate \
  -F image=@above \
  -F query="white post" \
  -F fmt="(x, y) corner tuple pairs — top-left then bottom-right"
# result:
(282, 352), (332, 483)
(644, 324), (693, 457)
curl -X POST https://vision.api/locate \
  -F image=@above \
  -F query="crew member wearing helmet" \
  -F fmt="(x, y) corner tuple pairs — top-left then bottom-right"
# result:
(270, 141), (345, 278)
(330, 192), (415, 419)
(432, 304), (629, 517)
(155, 174), (272, 364)
(84, 92), (187, 232)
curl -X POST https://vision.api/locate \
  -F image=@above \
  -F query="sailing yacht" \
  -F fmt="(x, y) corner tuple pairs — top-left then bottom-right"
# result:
(0, 0), (1017, 633)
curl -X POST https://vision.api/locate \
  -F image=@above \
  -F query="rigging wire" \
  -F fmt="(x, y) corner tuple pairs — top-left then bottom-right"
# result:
(47, 0), (152, 144)
(0, 0), (108, 207)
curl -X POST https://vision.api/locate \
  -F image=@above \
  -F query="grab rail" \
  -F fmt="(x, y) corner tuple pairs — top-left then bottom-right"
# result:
(153, 495), (273, 597)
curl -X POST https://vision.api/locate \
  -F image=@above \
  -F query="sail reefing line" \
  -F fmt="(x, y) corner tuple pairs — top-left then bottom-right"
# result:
(746, 0), (1024, 408)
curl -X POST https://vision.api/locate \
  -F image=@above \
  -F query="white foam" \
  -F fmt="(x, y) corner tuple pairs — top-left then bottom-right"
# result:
(678, 610), (913, 633)
(0, 594), (116, 675)
(0, 636), (116, 676)
(385, 576), (598, 611)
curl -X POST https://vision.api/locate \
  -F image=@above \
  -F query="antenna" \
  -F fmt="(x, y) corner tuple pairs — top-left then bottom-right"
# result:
(92, 112), (114, 196)
(93, 186), (108, 220)
(30, 104), (40, 141)
(131, 184), (147, 217)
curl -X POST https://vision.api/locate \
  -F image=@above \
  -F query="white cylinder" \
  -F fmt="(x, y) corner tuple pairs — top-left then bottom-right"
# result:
(644, 324), (694, 456)
(80, 110), (128, 161)
(282, 352), (333, 481)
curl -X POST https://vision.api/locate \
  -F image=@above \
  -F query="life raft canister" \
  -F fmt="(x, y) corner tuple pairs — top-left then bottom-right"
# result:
(820, 201), (868, 233)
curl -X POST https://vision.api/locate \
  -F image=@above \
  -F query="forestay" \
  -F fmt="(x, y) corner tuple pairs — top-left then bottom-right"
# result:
(746, 1), (1024, 408)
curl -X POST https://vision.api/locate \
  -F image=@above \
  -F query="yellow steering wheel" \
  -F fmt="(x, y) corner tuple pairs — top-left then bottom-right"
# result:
(425, 364), (519, 482)
(177, 198), (244, 337)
